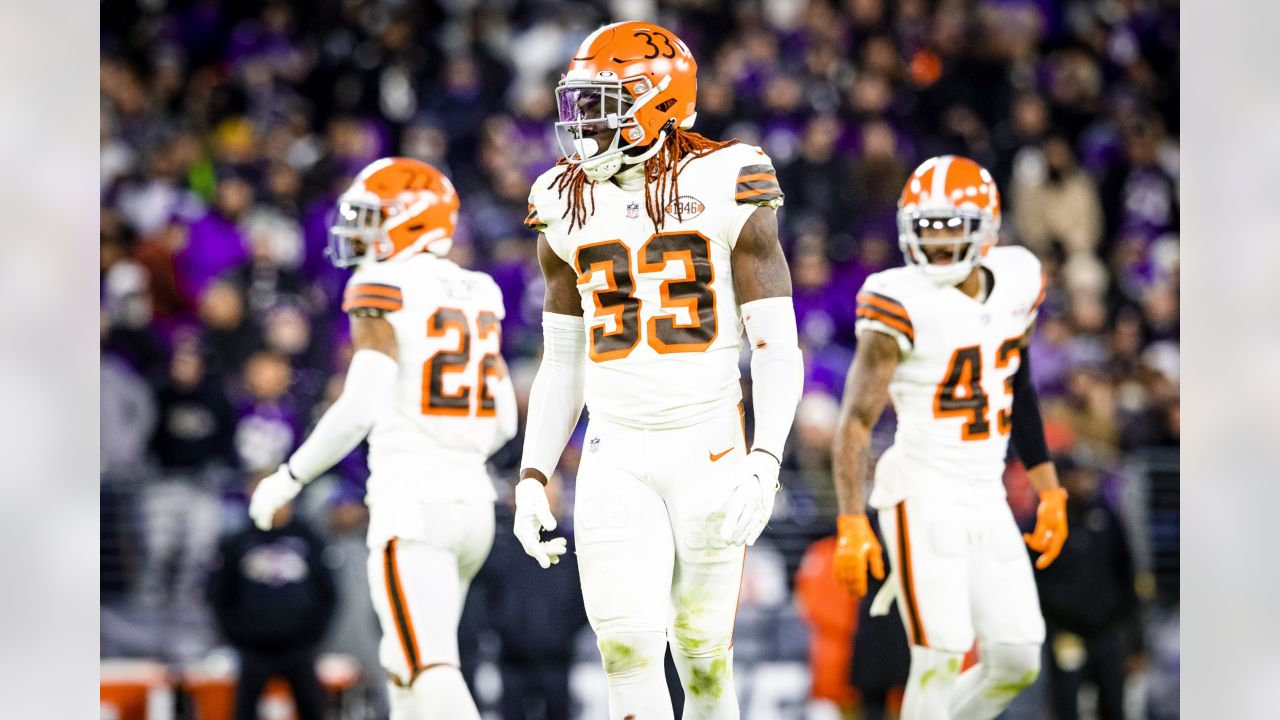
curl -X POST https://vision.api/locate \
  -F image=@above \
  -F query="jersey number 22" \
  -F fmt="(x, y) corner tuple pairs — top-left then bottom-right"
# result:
(422, 308), (502, 417)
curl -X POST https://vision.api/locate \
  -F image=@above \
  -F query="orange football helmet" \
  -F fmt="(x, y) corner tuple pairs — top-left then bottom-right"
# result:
(327, 157), (459, 268)
(897, 155), (1002, 285)
(555, 21), (699, 180)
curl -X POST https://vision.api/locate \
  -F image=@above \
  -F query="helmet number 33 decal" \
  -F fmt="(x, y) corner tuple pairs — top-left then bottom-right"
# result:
(634, 30), (677, 59)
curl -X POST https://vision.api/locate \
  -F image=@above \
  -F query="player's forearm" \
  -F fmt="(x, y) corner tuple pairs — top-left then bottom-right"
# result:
(1026, 460), (1061, 493)
(1010, 351), (1054, 486)
(288, 349), (397, 482)
(518, 313), (586, 484)
(833, 418), (873, 516)
(742, 297), (804, 459)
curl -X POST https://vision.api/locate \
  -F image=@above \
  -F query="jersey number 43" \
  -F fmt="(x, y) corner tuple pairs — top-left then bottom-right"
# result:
(933, 338), (1023, 441)
(574, 231), (718, 362)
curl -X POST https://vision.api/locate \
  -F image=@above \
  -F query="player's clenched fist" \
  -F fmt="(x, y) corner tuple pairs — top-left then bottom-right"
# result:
(833, 514), (885, 598)
(249, 464), (303, 531)
(1024, 487), (1068, 569)
(513, 477), (568, 569)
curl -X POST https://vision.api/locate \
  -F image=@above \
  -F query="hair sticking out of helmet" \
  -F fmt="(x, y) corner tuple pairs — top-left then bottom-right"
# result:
(551, 21), (736, 230)
(551, 126), (736, 232)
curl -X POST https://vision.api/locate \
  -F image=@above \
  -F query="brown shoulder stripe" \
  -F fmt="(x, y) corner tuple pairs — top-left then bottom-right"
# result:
(524, 203), (544, 229)
(736, 164), (783, 203)
(343, 283), (404, 313)
(856, 292), (912, 326)
(857, 307), (915, 344)
(345, 283), (402, 300)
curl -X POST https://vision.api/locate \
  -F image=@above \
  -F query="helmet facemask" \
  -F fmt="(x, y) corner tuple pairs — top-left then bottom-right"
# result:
(326, 198), (392, 268)
(897, 210), (994, 287)
(554, 74), (671, 181)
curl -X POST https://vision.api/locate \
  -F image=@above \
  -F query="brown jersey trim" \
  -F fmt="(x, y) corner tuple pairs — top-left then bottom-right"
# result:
(895, 502), (928, 647)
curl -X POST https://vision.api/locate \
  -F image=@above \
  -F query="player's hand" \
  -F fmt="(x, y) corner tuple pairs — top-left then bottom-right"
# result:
(249, 465), (303, 531)
(513, 477), (568, 569)
(833, 514), (885, 597)
(1024, 487), (1068, 569)
(719, 450), (781, 546)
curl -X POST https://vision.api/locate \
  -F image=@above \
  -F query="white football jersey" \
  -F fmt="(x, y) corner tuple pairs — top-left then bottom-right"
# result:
(858, 246), (1046, 509)
(342, 253), (507, 503)
(527, 143), (783, 428)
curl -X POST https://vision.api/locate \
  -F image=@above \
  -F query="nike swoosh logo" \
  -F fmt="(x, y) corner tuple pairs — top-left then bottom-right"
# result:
(709, 447), (734, 462)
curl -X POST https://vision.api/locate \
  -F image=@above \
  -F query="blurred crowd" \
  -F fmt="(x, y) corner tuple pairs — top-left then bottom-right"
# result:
(101, 0), (1178, 717)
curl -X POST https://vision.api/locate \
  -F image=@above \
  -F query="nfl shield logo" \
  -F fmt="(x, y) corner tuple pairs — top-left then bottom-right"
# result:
(626, 201), (640, 219)
(589, 437), (600, 453)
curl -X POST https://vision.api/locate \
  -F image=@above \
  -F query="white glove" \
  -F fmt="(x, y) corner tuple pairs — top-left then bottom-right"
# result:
(718, 450), (781, 546)
(249, 464), (303, 531)
(513, 477), (568, 569)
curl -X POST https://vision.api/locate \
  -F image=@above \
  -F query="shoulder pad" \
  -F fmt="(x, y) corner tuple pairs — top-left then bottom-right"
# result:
(722, 144), (784, 208)
(526, 165), (571, 232)
(343, 264), (403, 316)
(855, 277), (915, 349)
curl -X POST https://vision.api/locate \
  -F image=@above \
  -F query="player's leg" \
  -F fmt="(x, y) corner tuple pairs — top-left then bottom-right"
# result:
(367, 537), (480, 720)
(949, 501), (1046, 720)
(880, 498), (975, 720)
(576, 419), (677, 720)
(660, 410), (751, 719)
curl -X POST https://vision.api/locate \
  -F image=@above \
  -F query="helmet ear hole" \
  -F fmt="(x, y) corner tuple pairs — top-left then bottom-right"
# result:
(654, 98), (676, 113)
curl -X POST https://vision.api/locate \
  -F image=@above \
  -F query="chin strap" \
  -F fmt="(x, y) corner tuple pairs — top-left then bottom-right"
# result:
(582, 119), (676, 182)
(621, 125), (671, 166)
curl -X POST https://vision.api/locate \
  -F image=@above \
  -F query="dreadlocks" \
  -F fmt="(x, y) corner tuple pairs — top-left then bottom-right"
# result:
(551, 127), (739, 232)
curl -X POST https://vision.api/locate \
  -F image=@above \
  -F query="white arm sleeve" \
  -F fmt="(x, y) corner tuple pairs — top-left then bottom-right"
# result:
(742, 297), (804, 460)
(287, 349), (398, 483)
(519, 312), (586, 479)
(490, 366), (518, 455)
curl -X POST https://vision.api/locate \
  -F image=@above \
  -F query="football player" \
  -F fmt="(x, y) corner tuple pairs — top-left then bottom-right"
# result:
(831, 155), (1068, 720)
(249, 158), (515, 720)
(513, 21), (804, 720)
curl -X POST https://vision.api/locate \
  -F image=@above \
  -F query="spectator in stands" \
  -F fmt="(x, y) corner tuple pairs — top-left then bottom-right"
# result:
(473, 476), (587, 720)
(197, 280), (260, 381)
(174, 173), (253, 306)
(1034, 455), (1142, 720)
(1011, 134), (1104, 272)
(209, 478), (337, 720)
(234, 350), (300, 480)
(141, 338), (237, 610)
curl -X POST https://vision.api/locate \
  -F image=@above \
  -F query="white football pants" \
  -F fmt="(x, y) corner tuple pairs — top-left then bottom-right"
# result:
(575, 405), (750, 720)
(879, 495), (1045, 720)
(367, 500), (493, 720)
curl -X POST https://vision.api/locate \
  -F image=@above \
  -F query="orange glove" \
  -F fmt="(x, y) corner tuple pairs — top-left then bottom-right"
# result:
(833, 514), (885, 598)
(1024, 487), (1068, 569)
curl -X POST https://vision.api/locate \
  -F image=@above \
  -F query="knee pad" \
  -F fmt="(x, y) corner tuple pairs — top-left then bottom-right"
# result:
(670, 621), (731, 660)
(597, 631), (667, 683)
(909, 646), (965, 689)
(979, 642), (1041, 689)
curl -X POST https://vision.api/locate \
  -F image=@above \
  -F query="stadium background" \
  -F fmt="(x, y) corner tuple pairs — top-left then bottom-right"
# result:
(99, 0), (1179, 717)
